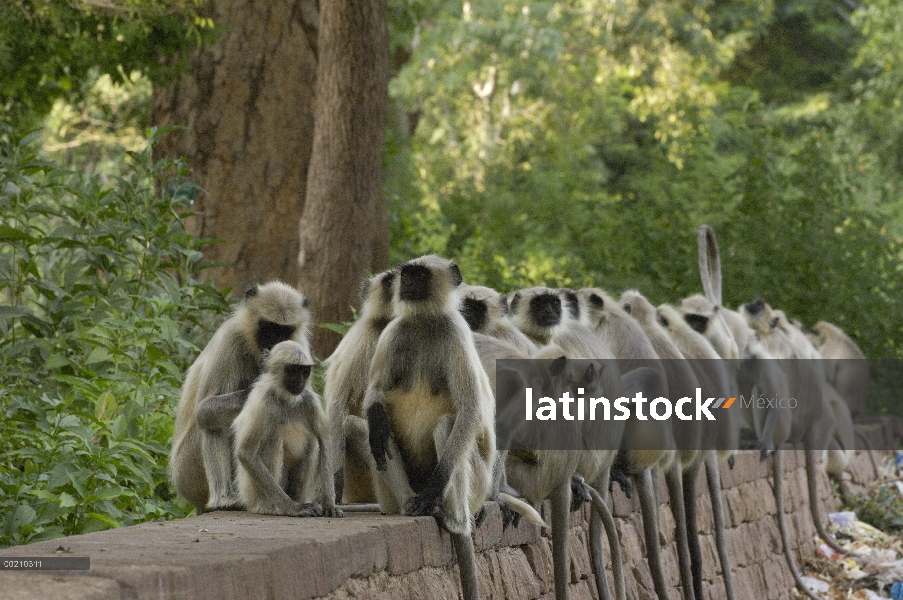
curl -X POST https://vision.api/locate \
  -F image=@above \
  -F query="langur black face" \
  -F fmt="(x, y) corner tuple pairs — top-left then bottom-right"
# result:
(257, 320), (297, 351)
(528, 293), (562, 327)
(562, 290), (580, 320)
(744, 298), (765, 316)
(399, 263), (433, 302)
(588, 293), (604, 310)
(460, 298), (488, 331)
(283, 363), (313, 395)
(684, 313), (710, 334)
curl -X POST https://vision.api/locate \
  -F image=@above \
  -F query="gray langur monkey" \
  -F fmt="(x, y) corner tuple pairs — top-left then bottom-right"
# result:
(740, 298), (836, 600)
(359, 255), (495, 600)
(459, 283), (539, 355)
(807, 321), (869, 419)
(578, 287), (692, 600)
(507, 286), (642, 600)
(232, 341), (341, 517)
(656, 302), (738, 600)
(773, 313), (858, 499)
(171, 281), (312, 513)
(323, 268), (396, 504)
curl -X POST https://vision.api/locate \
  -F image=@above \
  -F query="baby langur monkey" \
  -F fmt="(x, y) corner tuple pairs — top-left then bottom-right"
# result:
(232, 341), (341, 517)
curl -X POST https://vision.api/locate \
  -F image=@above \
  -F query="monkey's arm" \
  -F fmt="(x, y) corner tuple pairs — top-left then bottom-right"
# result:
(407, 352), (484, 517)
(307, 393), (343, 518)
(363, 387), (393, 471)
(195, 390), (250, 432)
(236, 411), (310, 515)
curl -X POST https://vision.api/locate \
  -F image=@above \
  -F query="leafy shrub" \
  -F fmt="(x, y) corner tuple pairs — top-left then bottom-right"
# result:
(0, 127), (229, 547)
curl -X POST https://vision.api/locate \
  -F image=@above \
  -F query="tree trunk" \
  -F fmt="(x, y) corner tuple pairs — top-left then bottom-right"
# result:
(298, 0), (390, 358)
(150, 0), (319, 293)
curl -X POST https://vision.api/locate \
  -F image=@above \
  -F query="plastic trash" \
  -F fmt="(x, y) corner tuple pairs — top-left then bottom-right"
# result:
(829, 511), (857, 529)
(890, 581), (903, 600)
(801, 576), (830, 594)
(817, 543), (842, 560)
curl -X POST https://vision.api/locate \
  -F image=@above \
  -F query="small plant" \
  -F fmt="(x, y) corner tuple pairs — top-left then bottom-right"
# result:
(0, 127), (230, 547)
(841, 481), (903, 535)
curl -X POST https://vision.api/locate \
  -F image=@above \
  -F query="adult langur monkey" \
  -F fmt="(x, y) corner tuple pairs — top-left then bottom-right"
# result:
(324, 269), (396, 504)
(462, 287), (623, 600)
(773, 313), (858, 500)
(619, 289), (712, 600)
(232, 340), (340, 517)
(459, 283), (539, 355)
(807, 321), (869, 419)
(507, 287), (658, 600)
(656, 302), (739, 600)
(171, 281), (312, 513)
(359, 255), (495, 600)
(741, 299), (836, 600)
(579, 287), (694, 600)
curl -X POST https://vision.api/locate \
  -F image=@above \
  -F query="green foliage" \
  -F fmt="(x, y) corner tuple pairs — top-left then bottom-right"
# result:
(0, 128), (229, 547)
(388, 0), (903, 363)
(843, 480), (903, 535)
(0, 0), (212, 129)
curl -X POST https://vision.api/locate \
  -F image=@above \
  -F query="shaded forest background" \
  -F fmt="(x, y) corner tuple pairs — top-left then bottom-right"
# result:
(1, 0), (902, 545)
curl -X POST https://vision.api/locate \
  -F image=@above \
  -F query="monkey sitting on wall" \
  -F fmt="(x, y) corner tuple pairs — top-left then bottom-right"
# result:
(232, 340), (341, 517)
(170, 281), (312, 513)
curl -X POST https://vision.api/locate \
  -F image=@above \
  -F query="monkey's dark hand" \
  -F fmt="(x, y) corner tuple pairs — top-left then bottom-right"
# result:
(405, 470), (445, 517)
(366, 402), (393, 471)
(570, 473), (592, 512)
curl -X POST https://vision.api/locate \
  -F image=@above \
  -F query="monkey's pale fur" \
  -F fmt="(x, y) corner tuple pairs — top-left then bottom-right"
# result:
(363, 255), (496, 535)
(232, 341), (340, 517)
(459, 283), (538, 355)
(171, 281), (311, 512)
(323, 269), (396, 503)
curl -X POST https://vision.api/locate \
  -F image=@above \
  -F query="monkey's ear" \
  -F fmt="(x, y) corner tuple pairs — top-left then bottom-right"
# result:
(769, 317), (780, 329)
(658, 313), (669, 328)
(549, 355), (567, 376)
(449, 262), (463, 288)
(622, 303), (632, 314)
(245, 285), (260, 299)
(301, 295), (309, 308)
(582, 362), (597, 384)
(510, 292), (522, 313)
(564, 291), (579, 318)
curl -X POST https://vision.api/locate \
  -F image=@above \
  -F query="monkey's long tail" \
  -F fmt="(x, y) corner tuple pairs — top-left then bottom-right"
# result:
(499, 492), (548, 528)
(854, 429), (881, 478)
(705, 451), (736, 600)
(774, 450), (824, 600)
(586, 483), (627, 600)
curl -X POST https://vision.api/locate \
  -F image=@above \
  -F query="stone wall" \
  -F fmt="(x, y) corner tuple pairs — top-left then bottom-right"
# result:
(1, 420), (898, 600)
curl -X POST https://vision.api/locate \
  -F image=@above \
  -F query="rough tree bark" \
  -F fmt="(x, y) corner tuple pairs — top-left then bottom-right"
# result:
(298, 0), (390, 358)
(150, 0), (320, 293)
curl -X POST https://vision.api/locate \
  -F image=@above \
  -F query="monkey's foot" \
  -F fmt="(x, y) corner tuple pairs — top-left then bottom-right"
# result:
(292, 502), (324, 518)
(321, 504), (344, 518)
(474, 506), (488, 528)
(727, 454), (735, 469)
(609, 470), (633, 498)
(206, 492), (244, 512)
(405, 484), (443, 517)
(491, 495), (516, 530)
(570, 473), (592, 512)
(758, 444), (773, 462)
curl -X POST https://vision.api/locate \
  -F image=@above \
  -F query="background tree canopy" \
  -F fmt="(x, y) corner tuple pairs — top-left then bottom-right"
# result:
(387, 0), (903, 358)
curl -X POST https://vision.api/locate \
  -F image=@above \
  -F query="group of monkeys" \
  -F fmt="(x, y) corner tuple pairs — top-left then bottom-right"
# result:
(168, 225), (869, 600)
